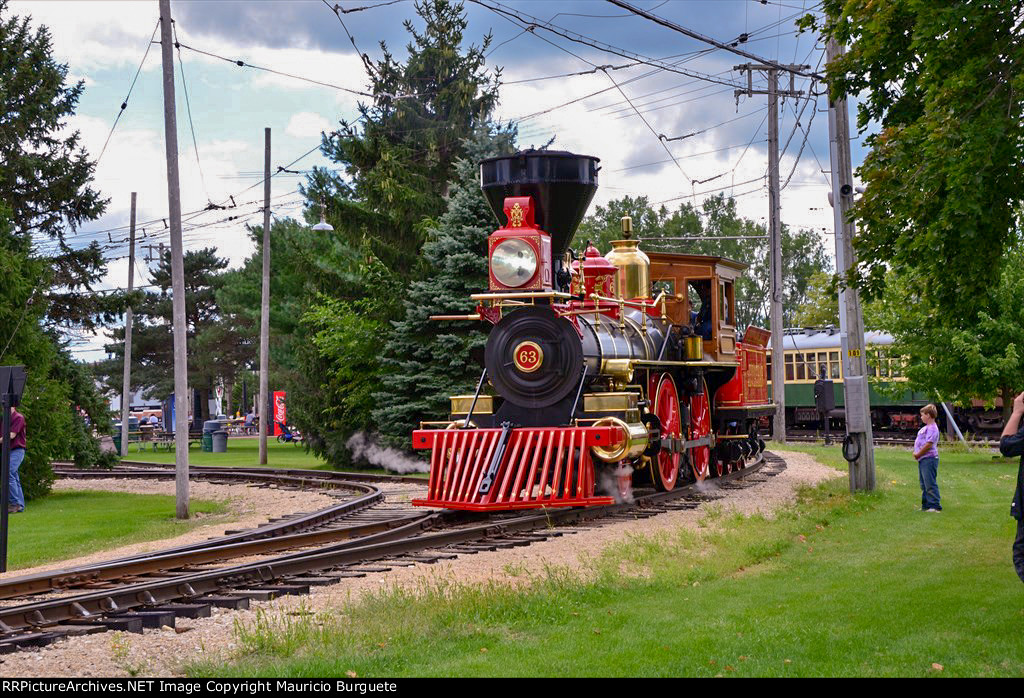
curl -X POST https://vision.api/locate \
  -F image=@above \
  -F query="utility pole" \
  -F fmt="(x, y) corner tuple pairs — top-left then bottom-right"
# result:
(735, 63), (809, 443)
(120, 192), (137, 458)
(143, 242), (165, 266)
(259, 127), (271, 466)
(825, 38), (875, 492)
(159, 0), (190, 517)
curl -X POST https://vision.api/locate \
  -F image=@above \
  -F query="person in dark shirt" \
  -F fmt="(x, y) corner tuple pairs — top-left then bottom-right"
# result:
(998, 391), (1024, 584)
(8, 406), (26, 514)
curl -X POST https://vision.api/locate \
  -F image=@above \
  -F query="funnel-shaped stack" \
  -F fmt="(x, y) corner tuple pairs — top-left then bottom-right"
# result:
(480, 150), (599, 259)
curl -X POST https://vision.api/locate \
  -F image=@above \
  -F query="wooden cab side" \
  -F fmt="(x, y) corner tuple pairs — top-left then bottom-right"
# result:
(647, 252), (745, 362)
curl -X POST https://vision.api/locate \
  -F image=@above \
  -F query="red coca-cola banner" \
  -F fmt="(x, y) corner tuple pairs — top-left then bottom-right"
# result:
(273, 391), (286, 436)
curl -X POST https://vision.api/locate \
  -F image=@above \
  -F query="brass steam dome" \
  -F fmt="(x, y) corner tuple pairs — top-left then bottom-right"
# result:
(604, 215), (650, 299)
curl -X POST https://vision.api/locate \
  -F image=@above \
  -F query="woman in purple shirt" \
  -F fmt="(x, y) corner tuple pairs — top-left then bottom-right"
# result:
(8, 406), (26, 513)
(914, 404), (941, 512)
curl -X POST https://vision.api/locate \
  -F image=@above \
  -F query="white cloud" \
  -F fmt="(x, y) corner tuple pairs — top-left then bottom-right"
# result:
(286, 111), (331, 139)
(10, 1), (163, 74)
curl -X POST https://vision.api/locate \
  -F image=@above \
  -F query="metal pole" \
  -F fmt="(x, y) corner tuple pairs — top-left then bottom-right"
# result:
(259, 127), (271, 465)
(940, 401), (967, 447)
(159, 0), (190, 517)
(1, 395), (10, 573)
(120, 192), (137, 458)
(734, 63), (807, 445)
(826, 37), (875, 491)
(767, 68), (786, 443)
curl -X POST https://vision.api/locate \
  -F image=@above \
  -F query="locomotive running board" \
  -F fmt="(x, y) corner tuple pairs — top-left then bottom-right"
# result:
(411, 426), (618, 511)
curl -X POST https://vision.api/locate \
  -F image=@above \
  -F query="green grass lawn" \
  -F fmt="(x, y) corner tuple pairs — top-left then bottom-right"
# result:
(123, 436), (329, 469)
(188, 444), (1024, 677)
(4, 490), (226, 571)
(123, 437), (426, 477)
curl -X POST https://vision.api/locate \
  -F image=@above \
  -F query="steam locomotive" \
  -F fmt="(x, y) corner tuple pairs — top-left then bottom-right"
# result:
(411, 150), (775, 512)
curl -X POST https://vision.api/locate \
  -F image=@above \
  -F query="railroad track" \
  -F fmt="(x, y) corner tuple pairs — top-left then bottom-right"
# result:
(0, 454), (786, 654)
(784, 432), (999, 448)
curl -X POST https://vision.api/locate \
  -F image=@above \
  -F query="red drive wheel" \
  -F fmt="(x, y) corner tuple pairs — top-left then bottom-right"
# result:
(652, 374), (681, 491)
(689, 378), (711, 482)
(713, 453), (726, 478)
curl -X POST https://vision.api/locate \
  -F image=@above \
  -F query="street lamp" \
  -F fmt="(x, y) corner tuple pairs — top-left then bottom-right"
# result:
(311, 198), (334, 232)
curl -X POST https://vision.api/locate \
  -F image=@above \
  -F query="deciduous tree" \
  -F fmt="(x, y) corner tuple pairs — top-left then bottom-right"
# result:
(812, 1), (1024, 315)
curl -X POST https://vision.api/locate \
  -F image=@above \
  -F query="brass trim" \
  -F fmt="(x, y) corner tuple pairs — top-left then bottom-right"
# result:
(430, 314), (481, 321)
(471, 291), (572, 301)
(632, 359), (739, 368)
(600, 358), (634, 384)
(589, 293), (653, 309)
(450, 395), (494, 415)
(513, 341), (543, 373)
(584, 392), (639, 413)
(590, 417), (649, 463)
(684, 336), (703, 360)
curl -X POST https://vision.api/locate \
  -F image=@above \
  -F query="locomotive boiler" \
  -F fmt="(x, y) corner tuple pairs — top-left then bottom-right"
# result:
(412, 150), (775, 512)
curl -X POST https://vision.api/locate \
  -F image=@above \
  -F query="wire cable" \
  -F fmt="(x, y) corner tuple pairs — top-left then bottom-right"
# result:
(470, 0), (745, 90)
(96, 19), (160, 165)
(600, 67), (691, 184)
(606, 0), (822, 80)
(172, 22), (210, 202)
(175, 41), (375, 98)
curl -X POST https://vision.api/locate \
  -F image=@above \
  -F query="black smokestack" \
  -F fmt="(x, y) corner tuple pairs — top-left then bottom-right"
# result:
(480, 150), (600, 259)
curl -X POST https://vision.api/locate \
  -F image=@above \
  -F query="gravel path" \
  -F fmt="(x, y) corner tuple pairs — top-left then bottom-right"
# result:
(0, 451), (839, 677)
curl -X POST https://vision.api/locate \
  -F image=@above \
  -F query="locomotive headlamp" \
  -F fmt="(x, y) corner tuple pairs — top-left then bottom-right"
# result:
(491, 238), (537, 287)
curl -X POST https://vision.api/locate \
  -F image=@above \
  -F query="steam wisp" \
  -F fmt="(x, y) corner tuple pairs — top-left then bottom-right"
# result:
(597, 464), (635, 504)
(346, 432), (429, 474)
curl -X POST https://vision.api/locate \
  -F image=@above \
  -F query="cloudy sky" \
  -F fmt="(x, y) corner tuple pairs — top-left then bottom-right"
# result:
(9, 0), (863, 359)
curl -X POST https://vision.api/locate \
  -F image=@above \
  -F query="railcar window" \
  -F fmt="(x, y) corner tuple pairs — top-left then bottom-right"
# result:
(891, 356), (905, 378)
(795, 352), (806, 380)
(784, 353), (794, 381)
(869, 349), (890, 378)
(829, 351), (840, 379)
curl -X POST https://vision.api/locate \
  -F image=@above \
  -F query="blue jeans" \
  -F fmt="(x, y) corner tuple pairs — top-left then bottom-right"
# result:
(8, 447), (25, 509)
(918, 455), (941, 510)
(1014, 518), (1024, 584)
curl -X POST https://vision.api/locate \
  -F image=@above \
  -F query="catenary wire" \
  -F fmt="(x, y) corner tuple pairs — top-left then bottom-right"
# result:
(96, 19), (161, 165)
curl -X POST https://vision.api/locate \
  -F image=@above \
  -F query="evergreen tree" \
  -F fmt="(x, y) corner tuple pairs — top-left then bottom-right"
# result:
(98, 248), (232, 423)
(0, 1), (125, 329)
(0, 207), (115, 496)
(305, 0), (501, 276)
(373, 126), (515, 449)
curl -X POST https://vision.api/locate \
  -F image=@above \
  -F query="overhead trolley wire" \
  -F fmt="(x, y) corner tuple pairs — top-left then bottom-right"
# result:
(469, 0), (746, 90)
(174, 41), (376, 98)
(172, 21), (210, 203)
(606, 0), (822, 80)
(96, 18), (161, 165)
(600, 67), (691, 184)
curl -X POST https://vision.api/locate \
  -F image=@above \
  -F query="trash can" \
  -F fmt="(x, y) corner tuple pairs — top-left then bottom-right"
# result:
(112, 433), (122, 454)
(202, 419), (220, 453)
(212, 430), (228, 453)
